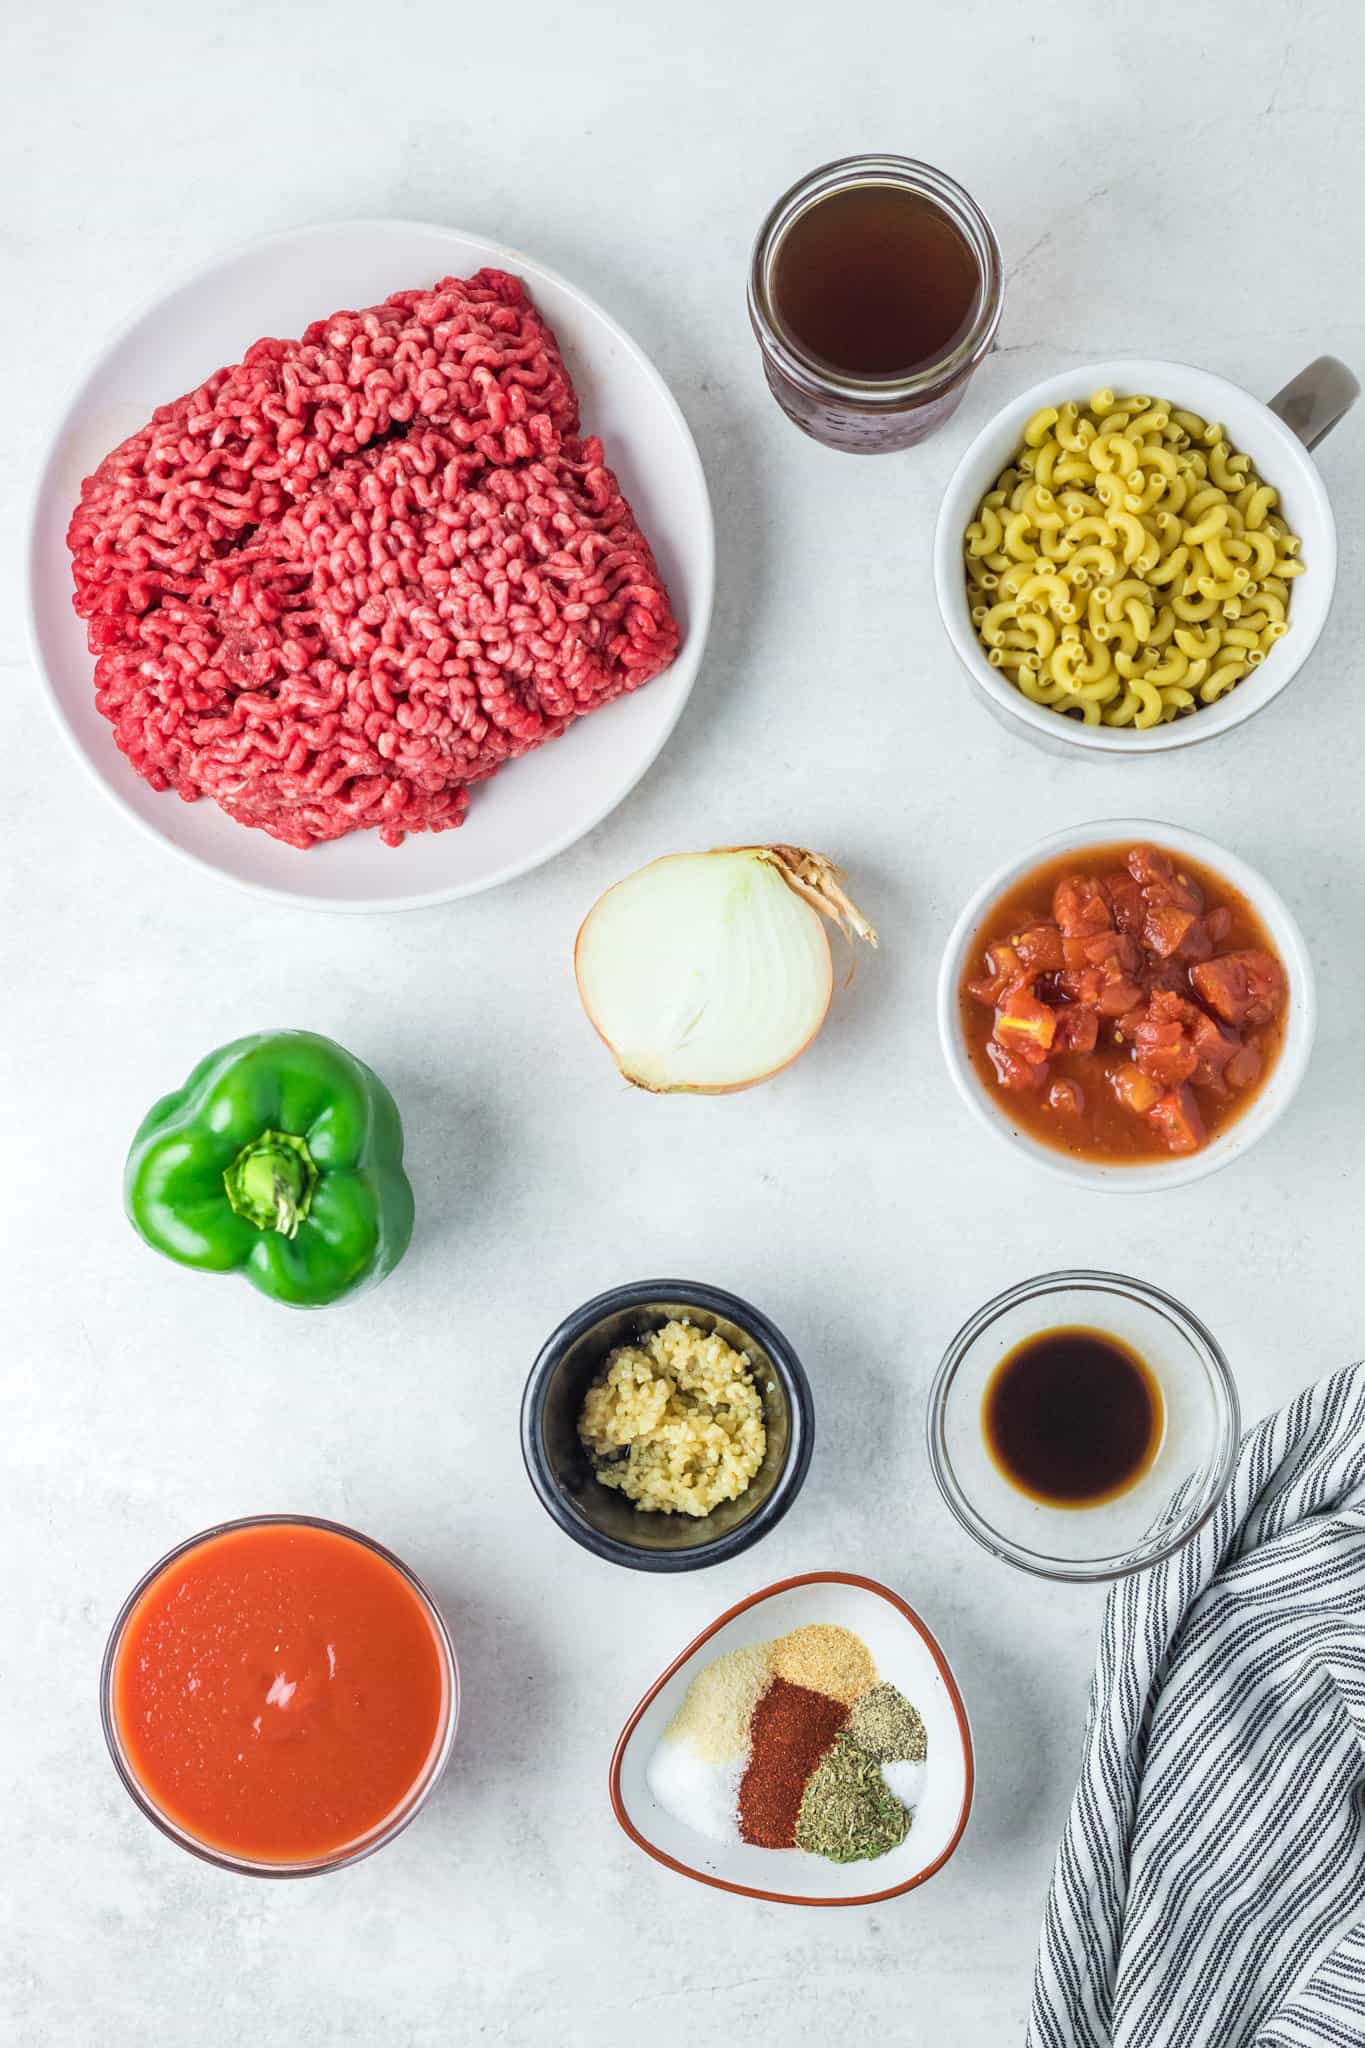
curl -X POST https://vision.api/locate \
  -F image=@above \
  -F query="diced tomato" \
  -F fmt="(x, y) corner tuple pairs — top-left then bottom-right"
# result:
(1154, 989), (1201, 1027)
(1164, 871), (1203, 914)
(1189, 1011), (1239, 1093)
(1225, 1042), (1262, 1091)
(1012, 924), (1065, 973)
(1178, 917), (1214, 963)
(967, 942), (1025, 1008)
(1100, 931), (1142, 974)
(1103, 873), (1145, 933)
(1143, 905), (1216, 963)
(1236, 950), (1286, 1026)
(1047, 1079), (1085, 1115)
(995, 990), (1057, 1061)
(1064, 933), (1146, 1011)
(1132, 990), (1201, 1087)
(1054, 874), (1113, 938)
(1129, 843), (1170, 884)
(1096, 975), (1145, 1018)
(987, 1040), (1049, 1091)
(1190, 954), (1249, 1025)
(1142, 903), (1199, 959)
(1054, 1003), (1099, 1054)
(1127, 844), (1173, 889)
(1062, 931), (1141, 990)
(1130, 844), (1204, 914)
(1112, 1064), (1162, 1115)
(1148, 1085), (1205, 1154)
(1146, 958), (1189, 997)
(1192, 949), (1286, 1028)
(1135, 1033), (1199, 1089)
(1058, 963), (1105, 1006)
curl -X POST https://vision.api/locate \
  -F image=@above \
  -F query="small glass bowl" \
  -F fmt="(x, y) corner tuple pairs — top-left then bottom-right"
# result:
(100, 1514), (459, 1877)
(927, 1272), (1239, 1582)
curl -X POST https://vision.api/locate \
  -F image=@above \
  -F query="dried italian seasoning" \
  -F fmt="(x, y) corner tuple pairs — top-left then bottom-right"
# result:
(846, 1681), (927, 1763)
(794, 1733), (911, 1863)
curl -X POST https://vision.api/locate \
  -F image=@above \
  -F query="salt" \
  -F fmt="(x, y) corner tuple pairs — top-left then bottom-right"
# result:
(882, 1758), (926, 1811)
(646, 1735), (744, 1844)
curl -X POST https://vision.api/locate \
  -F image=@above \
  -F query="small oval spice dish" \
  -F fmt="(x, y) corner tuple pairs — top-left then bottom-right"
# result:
(610, 1573), (972, 1905)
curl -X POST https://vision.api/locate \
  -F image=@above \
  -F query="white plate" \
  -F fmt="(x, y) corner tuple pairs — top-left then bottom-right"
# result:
(26, 220), (715, 911)
(610, 1573), (973, 1906)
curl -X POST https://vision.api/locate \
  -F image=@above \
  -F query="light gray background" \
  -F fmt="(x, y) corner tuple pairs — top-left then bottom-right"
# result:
(3, 3), (1363, 2041)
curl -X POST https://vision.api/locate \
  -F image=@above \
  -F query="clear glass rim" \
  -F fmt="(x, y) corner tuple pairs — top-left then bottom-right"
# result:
(100, 1513), (460, 1878)
(747, 153), (1004, 409)
(926, 1270), (1240, 1583)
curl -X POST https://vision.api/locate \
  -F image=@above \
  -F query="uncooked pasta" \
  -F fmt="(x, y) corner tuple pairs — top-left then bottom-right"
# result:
(963, 392), (1303, 730)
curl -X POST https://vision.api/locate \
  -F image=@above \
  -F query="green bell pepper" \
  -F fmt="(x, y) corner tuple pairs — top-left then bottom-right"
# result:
(125, 1031), (415, 1309)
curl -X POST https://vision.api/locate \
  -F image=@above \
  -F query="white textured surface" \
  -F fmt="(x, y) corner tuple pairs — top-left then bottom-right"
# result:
(2, 2), (1363, 2041)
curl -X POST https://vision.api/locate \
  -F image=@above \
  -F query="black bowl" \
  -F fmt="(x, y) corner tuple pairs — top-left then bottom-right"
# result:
(520, 1280), (815, 1572)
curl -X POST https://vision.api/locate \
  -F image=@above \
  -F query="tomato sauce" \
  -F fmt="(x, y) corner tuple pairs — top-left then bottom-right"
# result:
(959, 842), (1288, 1163)
(111, 1521), (450, 1865)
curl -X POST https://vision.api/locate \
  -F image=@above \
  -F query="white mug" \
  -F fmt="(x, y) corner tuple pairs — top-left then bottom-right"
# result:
(932, 355), (1355, 755)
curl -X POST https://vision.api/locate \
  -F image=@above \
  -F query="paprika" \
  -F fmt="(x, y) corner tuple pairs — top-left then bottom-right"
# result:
(737, 1677), (848, 1847)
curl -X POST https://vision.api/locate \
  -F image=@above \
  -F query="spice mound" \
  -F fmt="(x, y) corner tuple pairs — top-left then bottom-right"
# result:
(797, 1734), (910, 1863)
(645, 1623), (928, 1865)
(577, 1319), (767, 1517)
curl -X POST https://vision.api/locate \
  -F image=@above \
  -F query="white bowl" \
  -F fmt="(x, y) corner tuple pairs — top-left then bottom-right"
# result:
(936, 819), (1317, 1192)
(610, 1572), (973, 1906)
(932, 356), (1339, 755)
(26, 220), (714, 912)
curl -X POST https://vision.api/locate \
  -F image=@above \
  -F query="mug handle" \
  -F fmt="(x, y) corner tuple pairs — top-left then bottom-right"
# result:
(1268, 356), (1359, 451)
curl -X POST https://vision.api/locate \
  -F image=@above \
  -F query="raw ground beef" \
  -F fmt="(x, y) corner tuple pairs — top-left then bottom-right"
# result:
(66, 271), (680, 848)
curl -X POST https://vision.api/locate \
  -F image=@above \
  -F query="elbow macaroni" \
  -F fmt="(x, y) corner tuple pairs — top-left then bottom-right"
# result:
(963, 394), (1304, 728)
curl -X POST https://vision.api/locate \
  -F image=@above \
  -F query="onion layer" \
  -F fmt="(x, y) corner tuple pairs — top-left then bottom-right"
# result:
(575, 846), (877, 1094)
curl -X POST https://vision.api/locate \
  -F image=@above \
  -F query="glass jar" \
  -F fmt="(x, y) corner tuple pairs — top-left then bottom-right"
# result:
(748, 154), (1003, 454)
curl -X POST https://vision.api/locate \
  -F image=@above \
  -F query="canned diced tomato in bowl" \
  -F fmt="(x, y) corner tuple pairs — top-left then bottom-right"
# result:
(936, 819), (1316, 1191)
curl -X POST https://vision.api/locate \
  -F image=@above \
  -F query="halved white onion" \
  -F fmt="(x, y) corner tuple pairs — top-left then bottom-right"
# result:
(575, 846), (877, 1094)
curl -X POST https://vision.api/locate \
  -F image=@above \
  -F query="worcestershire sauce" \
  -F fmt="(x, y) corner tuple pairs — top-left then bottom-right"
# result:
(983, 1326), (1163, 1508)
(770, 183), (980, 379)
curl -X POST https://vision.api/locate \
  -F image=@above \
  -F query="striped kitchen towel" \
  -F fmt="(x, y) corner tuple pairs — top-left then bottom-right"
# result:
(1030, 1361), (1365, 2048)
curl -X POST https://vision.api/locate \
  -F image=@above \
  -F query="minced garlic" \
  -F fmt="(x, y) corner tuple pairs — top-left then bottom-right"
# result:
(577, 1319), (767, 1517)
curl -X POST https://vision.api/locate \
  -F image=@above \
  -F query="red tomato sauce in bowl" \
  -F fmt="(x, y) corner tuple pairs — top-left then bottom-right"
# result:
(958, 842), (1288, 1163)
(104, 1518), (455, 1871)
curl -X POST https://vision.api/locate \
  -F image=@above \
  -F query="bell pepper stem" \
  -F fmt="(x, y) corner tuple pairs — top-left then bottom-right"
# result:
(224, 1130), (319, 1237)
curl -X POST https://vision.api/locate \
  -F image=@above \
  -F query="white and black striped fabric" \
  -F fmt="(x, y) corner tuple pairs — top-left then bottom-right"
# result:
(1030, 1361), (1365, 2048)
